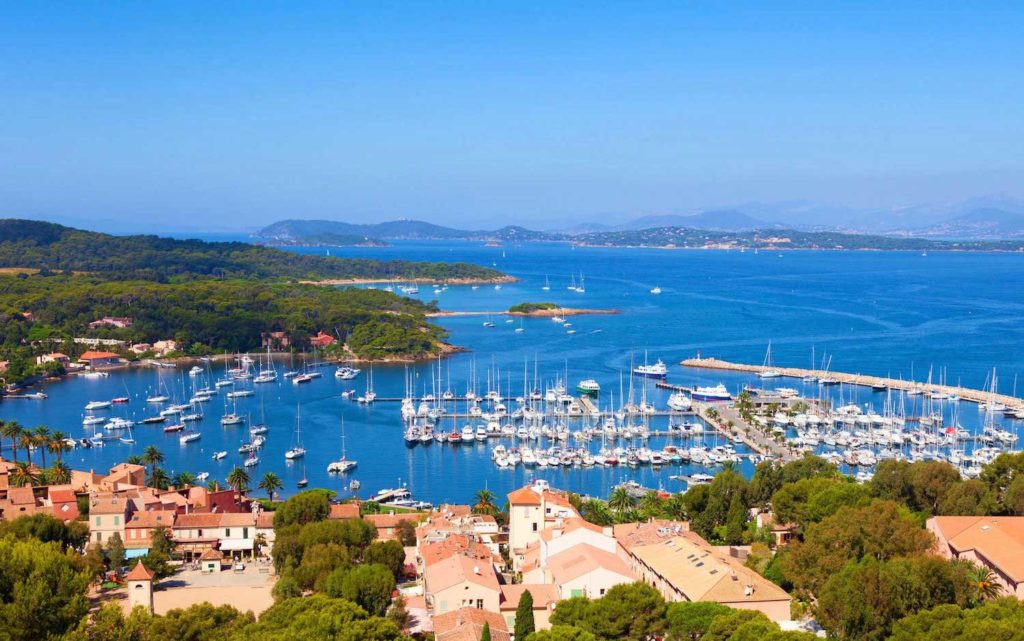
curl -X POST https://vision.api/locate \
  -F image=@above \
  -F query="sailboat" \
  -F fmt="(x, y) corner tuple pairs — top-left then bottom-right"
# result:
(758, 341), (782, 378)
(542, 275), (550, 291)
(514, 318), (525, 334)
(576, 272), (585, 294)
(297, 462), (309, 488)
(285, 405), (306, 459)
(357, 367), (377, 404)
(119, 423), (136, 445)
(327, 417), (357, 473)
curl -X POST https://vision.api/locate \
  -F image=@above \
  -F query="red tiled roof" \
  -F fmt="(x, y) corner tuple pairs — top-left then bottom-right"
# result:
(79, 351), (120, 360)
(507, 486), (542, 505)
(329, 503), (360, 520)
(125, 561), (155, 581)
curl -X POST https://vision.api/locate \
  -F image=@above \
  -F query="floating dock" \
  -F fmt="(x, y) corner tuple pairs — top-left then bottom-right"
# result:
(681, 357), (1022, 409)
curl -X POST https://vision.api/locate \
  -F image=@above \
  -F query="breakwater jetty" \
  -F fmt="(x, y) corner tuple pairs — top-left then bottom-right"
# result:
(681, 357), (1023, 410)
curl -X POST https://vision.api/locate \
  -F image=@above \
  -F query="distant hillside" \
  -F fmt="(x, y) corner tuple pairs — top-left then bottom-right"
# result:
(0, 219), (506, 282)
(571, 226), (1024, 251)
(614, 210), (772, 232)
(902, 208), (1024, 239)
(256, 218), (562, 243)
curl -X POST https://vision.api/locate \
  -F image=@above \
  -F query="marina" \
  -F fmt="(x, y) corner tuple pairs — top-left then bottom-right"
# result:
(3, 243), (1024, 504)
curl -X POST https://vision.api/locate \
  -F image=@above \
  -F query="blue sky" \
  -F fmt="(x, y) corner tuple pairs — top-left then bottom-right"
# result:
(1, 2), (1022, 230)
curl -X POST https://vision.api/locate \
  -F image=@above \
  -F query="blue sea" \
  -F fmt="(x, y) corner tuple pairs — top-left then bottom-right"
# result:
(3, 242), (1023, 504)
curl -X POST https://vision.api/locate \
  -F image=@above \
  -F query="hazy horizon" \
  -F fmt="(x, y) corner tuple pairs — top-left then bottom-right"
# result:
(3, 3), (1023, 231)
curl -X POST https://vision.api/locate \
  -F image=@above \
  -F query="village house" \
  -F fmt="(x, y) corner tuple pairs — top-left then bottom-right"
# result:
(78, 350), (121, 369)
(507, 480), (580, 567)
(424, 553), (501, 615)
(432, 607), (511, 641)
(527, 543), (635, 600)
(124, 510), (177, 558)
(364, 512), (423, 541)
(260, 331), (290, 350)
(497, 584), (558, 632)
(89, 494), (133, 544)
(615, 521), (792, 621)
(310, 331), (336, 348)
(36, 352), (70, 367)
(928, 516), (1024, 597)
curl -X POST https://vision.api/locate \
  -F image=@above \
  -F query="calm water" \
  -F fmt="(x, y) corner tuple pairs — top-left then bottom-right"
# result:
(3, 242), (1024, 503)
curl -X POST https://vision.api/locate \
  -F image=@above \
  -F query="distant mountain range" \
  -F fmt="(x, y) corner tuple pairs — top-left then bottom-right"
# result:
(254, 195), (1024, 245)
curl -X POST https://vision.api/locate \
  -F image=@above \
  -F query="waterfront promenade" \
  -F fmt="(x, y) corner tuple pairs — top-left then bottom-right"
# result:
(681, 357), (1023, 409)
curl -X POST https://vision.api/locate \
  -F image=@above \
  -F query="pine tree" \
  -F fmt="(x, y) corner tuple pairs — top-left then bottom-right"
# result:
(480, 621), (491, 641)
(514, 589), (535, 639)
(724, 491), (747, 545)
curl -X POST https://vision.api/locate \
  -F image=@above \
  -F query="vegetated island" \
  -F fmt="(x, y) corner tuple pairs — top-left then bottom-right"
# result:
(0, 219), (511, 382)
(426, 303), (619, 318)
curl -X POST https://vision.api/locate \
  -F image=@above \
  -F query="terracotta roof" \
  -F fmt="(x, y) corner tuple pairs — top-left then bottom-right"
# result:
(627, 531), (791, 604)
(542, 490), (576, 511)
(539, 517), (605, 542)
(126, 510), (176, 529)
(6, 486), (36, 505)
(90, 495), (129, 514)
(48, 487), (77, 503)
(420, 535), (499, 567)
(546, 543), (635, 584)
(614, 520), (690, 549)
(931, 516), (1024, 583)
(424, 553), (500, 594)
(364, 513), (421, 528)
(433, 607), (510, 641)
(200, 548), (223, 561)
(256, 512), (274, 528)
(79, 351), (120, 360)
(507, 486), (542, 505)
(329, 503), (360, 520)
(125, 561), (155, 581)
(499, 584), (559, 611)
(436, 504), (472, 518)
(173, 512), (222, 528)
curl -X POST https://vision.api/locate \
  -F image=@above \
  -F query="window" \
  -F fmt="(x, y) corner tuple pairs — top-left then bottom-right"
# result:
(243, 527), (249, 539)
(198, 529), (203, 537)
(571, 589), (584, 598)
(113, 516), (119, 526)
(532, 523), (538, 532)
(95, 516), (101, 526)
(439, 600), (447, 612)
(225, 528), (231, 537)
(600, 589), (606, 596)
(476, 599), (483, 609)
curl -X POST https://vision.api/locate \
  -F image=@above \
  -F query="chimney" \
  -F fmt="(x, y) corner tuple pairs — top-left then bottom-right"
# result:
(473, 565), (481, 575)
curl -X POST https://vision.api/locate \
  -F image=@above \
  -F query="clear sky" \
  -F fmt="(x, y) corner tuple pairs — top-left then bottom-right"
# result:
(2, 2), (1023, 230)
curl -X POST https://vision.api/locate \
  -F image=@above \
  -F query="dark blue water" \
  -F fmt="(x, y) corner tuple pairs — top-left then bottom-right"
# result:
(3, 242), (1023, 503)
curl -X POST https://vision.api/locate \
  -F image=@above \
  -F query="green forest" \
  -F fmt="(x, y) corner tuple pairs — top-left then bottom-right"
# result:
(0, 220), (504, 382)
(0, 219), (504, 282)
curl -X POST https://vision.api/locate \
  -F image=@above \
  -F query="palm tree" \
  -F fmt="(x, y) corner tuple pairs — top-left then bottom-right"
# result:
(226, 466), (250, 495)
(474, 489), (497, 514)
(171, 471), (197, 488)
(149, 467), (170, 490)
(9, 461), (39, 487)
(966, 563), (1003, 602)
(258, 472), (282, 501)
(19, 430), (35, 465)
(32, 426), (51, 467)
(608, 486), (636, 512)
(581, 499), (614, 526)
(126, 455), (145, 466)
(0, 420), (21, 461)
(48, 461), (71, 484)
(48, 431), (70, 462)
(142, 445), (164, 476)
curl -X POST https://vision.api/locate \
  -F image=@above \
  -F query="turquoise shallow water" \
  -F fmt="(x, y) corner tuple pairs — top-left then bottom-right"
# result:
(3, 242), (1023, 503)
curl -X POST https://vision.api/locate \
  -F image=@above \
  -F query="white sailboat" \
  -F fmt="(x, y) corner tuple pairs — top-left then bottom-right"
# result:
(758, 341), (782, 378)
(285, 405), (306, 459)
(327, 417), (357, 473)
(542, 275), (550, 291)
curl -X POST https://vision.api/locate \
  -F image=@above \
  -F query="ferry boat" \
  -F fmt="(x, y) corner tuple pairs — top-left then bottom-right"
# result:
(690, 384), (731, 402)
(633, 359), (668, 379)
(576, 379), (600, 396)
